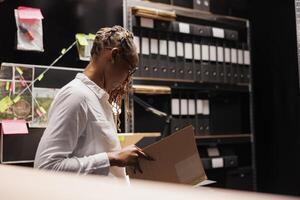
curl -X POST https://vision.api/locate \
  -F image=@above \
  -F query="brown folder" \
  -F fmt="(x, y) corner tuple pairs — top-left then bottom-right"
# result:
(127, 125), (207, 185)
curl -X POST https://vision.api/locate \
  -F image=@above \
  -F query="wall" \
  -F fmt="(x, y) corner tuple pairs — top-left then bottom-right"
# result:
(249, 0), (300, 196)
(0, 0), (123, 67)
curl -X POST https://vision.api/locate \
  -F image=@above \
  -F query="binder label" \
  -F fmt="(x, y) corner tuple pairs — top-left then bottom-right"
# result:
(168, 41), (176, 57)
(179, 23), (190, 34)
(212, 28), (225, 38)
(150, 38), (158, 54)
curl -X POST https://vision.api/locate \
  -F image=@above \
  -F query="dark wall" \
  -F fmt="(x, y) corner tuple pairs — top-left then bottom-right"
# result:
(0, 0), (123, 68)
(216, 0), (300, 196)
(249, 0), (300, 196)
(212, 0), (300, 196)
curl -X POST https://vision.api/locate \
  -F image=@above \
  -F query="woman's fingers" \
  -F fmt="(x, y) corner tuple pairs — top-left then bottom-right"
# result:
(135, 146), (155, 161)
(126, 152), (139, 166)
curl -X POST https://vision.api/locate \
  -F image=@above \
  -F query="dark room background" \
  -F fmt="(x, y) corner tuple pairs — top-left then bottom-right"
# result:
(0, 0), (300, 196)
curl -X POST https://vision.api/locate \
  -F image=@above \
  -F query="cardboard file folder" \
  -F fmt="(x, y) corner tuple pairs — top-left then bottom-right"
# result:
(127, 125), (207, 185)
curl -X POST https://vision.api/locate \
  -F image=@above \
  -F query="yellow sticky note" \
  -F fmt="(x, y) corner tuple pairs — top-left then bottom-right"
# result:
(13, 95), (21, 103)
(88, 33), (96, 40)
(5, 82), (10, 91)
(76, 33), (88, 46)
(16, 67), (23, 75)
(37, 73), (44, 81)
(39, 106), (47, 114)
(118, 135), (125, 142)
(61, 48), (66, 55)
(0, 96), (13, 113)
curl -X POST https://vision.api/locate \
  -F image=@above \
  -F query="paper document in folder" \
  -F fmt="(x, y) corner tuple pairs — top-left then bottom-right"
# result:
(127, 126), (207, 185)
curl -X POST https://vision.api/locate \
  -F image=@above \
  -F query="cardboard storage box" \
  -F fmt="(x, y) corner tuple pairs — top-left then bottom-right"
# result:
(127, 125), (207, 185)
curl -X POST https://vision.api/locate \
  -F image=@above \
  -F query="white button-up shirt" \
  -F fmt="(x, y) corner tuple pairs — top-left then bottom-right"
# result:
(34, 73), (126, 179)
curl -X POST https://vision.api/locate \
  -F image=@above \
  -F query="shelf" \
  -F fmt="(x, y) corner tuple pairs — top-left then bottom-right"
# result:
(132, 84), (171, 94)
(132, 77), (250, 93)
(195, 134), (251, 139)
(126, 0), (248, 28)
(133, 76), (194, 83)
(195, 134), (252, 145)
(1, 160), (34, 164)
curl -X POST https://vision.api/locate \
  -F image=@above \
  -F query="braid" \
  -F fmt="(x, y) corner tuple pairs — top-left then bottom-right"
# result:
(91, 26), (136, 132)
(91, 26), (135, 63)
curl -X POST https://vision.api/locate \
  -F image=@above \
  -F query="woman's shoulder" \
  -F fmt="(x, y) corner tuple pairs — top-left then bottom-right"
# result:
(53, 81), (89, 107)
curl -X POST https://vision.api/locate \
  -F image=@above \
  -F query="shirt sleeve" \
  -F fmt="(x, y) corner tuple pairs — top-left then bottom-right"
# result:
(34, 87), (110, 175)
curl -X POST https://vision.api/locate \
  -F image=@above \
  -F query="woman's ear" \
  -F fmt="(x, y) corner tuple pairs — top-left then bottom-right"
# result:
(111, 48), (119, 64)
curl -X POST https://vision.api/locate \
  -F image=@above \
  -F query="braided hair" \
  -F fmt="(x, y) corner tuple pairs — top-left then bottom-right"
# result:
(91, 25), (137, 132)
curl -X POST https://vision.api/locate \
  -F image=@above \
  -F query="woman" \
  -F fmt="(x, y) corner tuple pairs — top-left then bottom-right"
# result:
(34, 26), (152, 180)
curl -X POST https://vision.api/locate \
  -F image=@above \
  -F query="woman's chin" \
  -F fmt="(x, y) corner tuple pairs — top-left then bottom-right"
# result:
(112, 83), (121, 90)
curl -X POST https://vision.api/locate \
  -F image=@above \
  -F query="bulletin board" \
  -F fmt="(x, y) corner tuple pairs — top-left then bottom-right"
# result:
(0, 62), (83, 163)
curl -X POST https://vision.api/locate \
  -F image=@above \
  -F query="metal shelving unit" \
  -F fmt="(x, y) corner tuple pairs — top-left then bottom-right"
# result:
(123, 0), (256, 191)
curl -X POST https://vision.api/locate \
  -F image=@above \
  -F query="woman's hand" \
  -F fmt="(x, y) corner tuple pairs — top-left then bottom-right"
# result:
(107, 145), (154, 173)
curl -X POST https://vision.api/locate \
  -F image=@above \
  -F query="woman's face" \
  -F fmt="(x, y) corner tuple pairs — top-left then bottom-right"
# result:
(106, 50), (139, 91)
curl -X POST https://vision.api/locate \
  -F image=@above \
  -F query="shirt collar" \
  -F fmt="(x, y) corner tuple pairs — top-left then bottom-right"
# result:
(75, 73), (110, 101)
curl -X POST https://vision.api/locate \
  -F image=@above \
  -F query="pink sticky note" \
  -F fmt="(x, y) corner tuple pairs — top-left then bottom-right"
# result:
(36, 108), (43, 117)
(17, 6), (43, 19)
(9, 82), (14, 92)
(20, 79), (26, 87)
(1, 120), (28, 135)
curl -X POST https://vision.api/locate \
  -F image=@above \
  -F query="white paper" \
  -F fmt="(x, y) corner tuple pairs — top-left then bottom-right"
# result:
(133, 36), (140, 54)
(201, 45), (209, 61)
(195, 180), (217, 187)
(202, 100), (210, 115)
(150, 38), (158, 54)
(207, 147), (220, 157)
(184, 43), (193, 59)
(159, 40), (167, 56)
(238, 49), (244, 64)
(196, 99), (203, 114)
(141, 37), (149, 55)
(188, 99), (196, 115)
(231, 48), (237, 63)
(244, 50), (251, 65)
(209, 46), (217, 61)
(171, 99), (180, 115)
(212, 158), (224, 168)
(177, 42), (184, 57)
(179, 22), (190, 33)
(168, 41), (176, 57)
(225, 48), (231, 63)
(217, 46), (224, 62)
(140, 17), (154, 28)
(212, 27), (225, 38)
(180, 99), (188, 115)
(193, 44), (201, 60)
